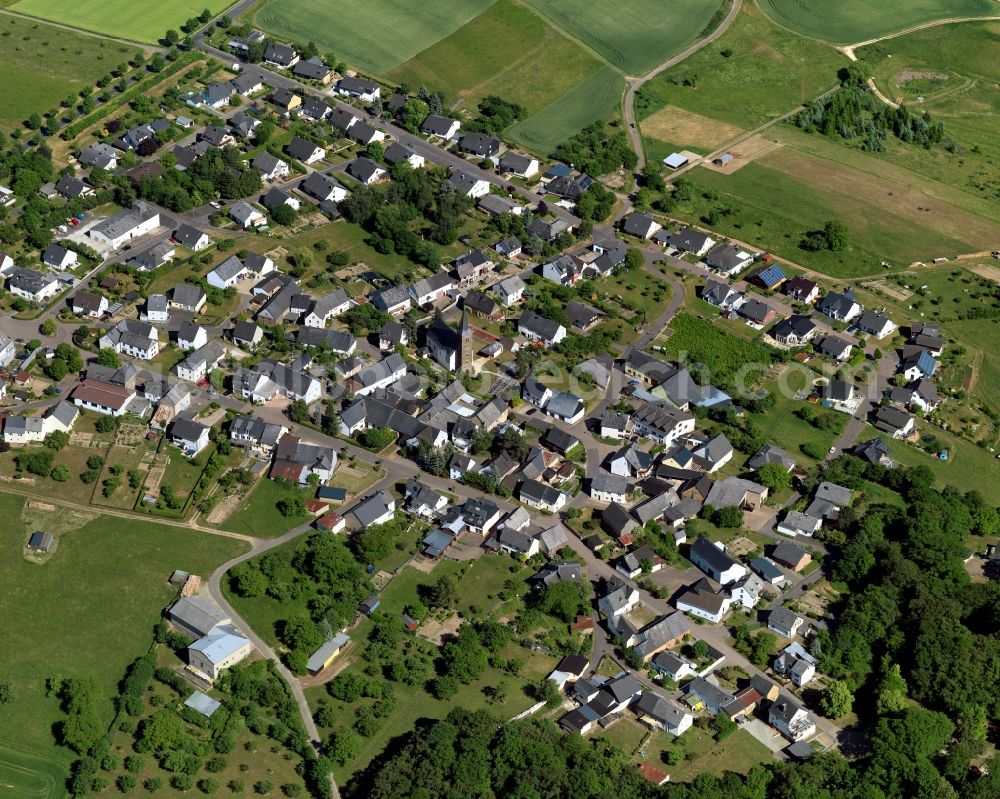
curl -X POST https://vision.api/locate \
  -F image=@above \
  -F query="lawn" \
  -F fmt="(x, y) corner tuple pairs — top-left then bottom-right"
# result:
(0, 741), (66, 799)
(386, 0), (602, 116)
(274, 220), (431, 285)
(0, 15), (137, 129)
(595, 718), (648, 756)
(253, 0), (496, 75)
(759, 0), (996, 44)
(635, 2), (846, 131)
(507, 66), (626, 155)
(0, 491), (246, 772)
(218, 477), (312, 537)
(11, 0), (234, 44)
(748, 375), (849, 466)
(658, 725), (772, 781)
(883, 425), (1000, 505)
(90, 443), (148, 510)
(524, 0), (724, 75)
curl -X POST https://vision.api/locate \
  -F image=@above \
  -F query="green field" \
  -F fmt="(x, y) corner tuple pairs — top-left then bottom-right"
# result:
(0, 15), (137, 129)
(10, 0), (234, 43)
(507, 66), (626, 154)
(759, 0), (996, 44)
(253, 0), (496, 74)
(524, 0), (723, 74)
(0, 492), (246, 784)
(387, 0), (602, 115)
(0, 741), (65, 799)
(636, 2), (847, 130)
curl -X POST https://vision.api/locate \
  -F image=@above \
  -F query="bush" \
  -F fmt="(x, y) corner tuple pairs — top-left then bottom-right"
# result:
(124, 755), (144, 773)
(205, 756), (227, 773)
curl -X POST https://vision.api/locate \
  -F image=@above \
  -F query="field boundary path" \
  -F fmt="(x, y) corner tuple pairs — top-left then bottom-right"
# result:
(837, 14), (1000, 62)
(622, 0), (743, 170)
(837, 14), (1000, 109)
(658, 83), (838, 181)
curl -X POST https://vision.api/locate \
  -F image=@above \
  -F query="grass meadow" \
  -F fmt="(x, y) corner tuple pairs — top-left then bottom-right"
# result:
(507, 66), (625, 155)
(858, 21), (1000, 205)
(524, 0), (723, 74)
(759, 0), (996, 43)
(636, 2), (847, 130)
(218, 476), (312, 538)
(387, 0), (602, 116)
(253, 0), (496, 74)
(667, 141), (1000, 278)
(883, 426), (1000, 505)
(0, 15), (137, 129)
(11, 0), (233, 43)
(0, 491), (246, 783)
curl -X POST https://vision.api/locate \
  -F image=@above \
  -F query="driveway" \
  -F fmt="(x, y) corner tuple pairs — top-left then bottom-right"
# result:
(743, 718), (788, 754)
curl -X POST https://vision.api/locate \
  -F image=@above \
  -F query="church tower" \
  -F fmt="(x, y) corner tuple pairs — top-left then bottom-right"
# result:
(459, 307), (474, 374)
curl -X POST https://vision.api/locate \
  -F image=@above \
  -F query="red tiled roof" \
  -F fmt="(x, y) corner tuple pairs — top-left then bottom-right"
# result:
(638, 763), (669, 784)
(269, 459), (304, 482)
(570, 615), (595, 632)
(304, 499), (329, 514)
(315, 511), (343, 530)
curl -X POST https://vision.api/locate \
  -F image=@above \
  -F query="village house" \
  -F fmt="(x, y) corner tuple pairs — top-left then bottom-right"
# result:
(72, 290), (108, 318)
(817, 290), (862, 323)
(703, 242), (755, 275)
(383, 142), (425, 169)
(784, 276), (819, 304)
(271, 435), (338, 485)
(689, 537), (747, 585)
(518, 310), (566, 346)
(768, 607), (806, 639)
(336, 76), (380, 102)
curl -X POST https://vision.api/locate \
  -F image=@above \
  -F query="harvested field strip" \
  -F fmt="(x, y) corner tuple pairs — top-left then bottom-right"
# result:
(641, 104), (744, 151)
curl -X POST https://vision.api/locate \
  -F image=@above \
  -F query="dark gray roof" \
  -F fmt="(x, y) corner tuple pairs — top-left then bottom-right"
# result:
(622, 212), (658, 237)
(348, 157), (384, 183)
(286, 136), (323, 162)
(421, 113), (459, 136)
(518, 309), (563, 341)
(292, 57), (331, 80)
(459, 131), (500, 157)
